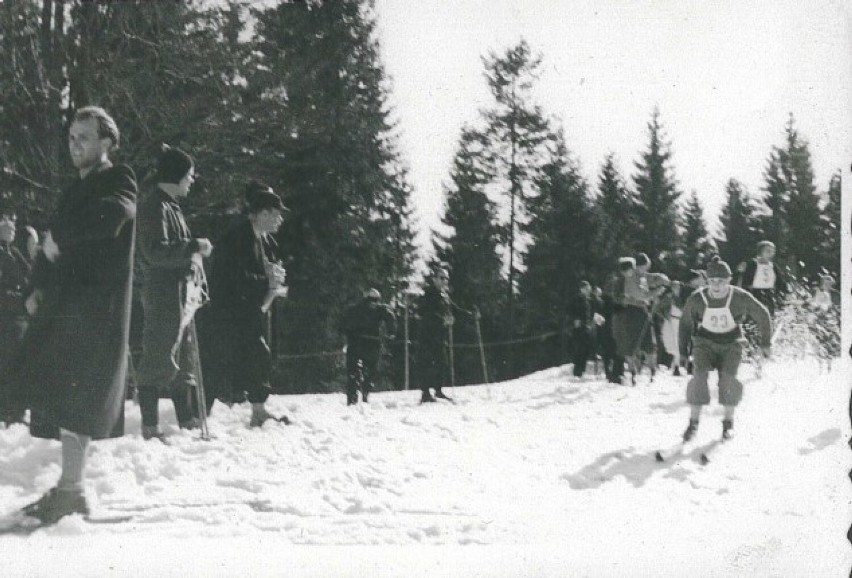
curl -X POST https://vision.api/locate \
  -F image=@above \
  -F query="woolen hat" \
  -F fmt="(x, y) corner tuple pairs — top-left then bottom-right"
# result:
(365, 288), (382, 300)
(757, 240), (776, 251)
(245, 180), (287, 213)
(706, 259), (732, 279)
(157, 145), (194, 184)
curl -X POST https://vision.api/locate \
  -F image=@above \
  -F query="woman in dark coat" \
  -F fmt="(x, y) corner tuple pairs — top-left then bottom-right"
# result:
(207, 181), (289, 427)
(136, 146), (213, 441)
(10, 107), (136, 524)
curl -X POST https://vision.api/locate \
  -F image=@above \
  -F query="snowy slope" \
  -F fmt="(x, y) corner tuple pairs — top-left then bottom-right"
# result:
(1, 359), (849, 577)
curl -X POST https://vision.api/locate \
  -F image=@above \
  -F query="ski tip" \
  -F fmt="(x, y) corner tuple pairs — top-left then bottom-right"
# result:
(84, 513), (135, 524)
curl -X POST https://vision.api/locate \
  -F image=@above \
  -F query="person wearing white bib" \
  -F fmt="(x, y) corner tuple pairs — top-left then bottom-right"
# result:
(740, 240), (786, 316)
(677, 258), (772, 442)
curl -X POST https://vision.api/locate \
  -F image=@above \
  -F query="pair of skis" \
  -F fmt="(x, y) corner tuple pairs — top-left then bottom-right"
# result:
(655, 436), (728, 465)
(0, 510), (134, 536)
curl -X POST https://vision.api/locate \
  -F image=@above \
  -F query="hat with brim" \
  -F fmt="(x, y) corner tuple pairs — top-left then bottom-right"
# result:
(245, 180), (288, 213)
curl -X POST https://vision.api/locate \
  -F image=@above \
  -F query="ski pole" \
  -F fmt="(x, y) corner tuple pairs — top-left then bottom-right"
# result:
(189, 322), (211, 441)
(447, 319), (455, 390)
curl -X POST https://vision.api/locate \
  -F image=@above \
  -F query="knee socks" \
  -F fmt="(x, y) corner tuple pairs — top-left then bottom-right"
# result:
(57, 429), (90, 492)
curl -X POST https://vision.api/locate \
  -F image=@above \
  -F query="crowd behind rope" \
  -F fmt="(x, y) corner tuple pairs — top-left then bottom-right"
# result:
(0, 106), (840, 525)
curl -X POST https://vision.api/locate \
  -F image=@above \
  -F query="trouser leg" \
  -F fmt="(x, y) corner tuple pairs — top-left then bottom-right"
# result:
(686, 341), (715, 406)
(138, 387), (160, 428)
(717, 342), (744, 407)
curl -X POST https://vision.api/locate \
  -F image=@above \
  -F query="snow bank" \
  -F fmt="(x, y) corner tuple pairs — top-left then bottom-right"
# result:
(1, 359), (849, 577)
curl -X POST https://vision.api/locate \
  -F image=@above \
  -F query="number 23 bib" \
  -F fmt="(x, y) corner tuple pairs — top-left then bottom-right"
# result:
(700, 289), (736, 334)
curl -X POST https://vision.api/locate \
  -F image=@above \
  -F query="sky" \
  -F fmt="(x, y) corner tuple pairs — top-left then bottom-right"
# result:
(373, 0), (851, 251)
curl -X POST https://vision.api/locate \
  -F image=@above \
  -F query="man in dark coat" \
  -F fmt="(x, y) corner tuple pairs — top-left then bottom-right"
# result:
(342, 288), (396, 405)
(136, 146), (213, 442)
(207, 181), (289, 427)
(11, 107), (136, 524)
(0, 203), (31, 425)
(415, 268), (454, 403)
(569, 280), (595, 379)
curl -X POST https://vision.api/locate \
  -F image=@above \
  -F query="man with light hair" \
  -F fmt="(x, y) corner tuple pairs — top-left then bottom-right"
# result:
(9, 106), (137, 525)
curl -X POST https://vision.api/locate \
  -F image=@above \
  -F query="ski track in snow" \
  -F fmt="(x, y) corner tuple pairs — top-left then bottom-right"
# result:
(0, 359), (849, 576)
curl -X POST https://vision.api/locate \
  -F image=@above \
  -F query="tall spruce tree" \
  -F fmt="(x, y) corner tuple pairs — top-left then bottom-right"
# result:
(430, 127), (506, 383)
(520, 133), (598, 330)
(680, 190), (714, 271)
(595, 153), (637, 268)
(518, 133), (598, 373)
(759, 115), (823, 280)
(716, 178), (761, 272)
(479, 39), (554, 342)
(632, 107), (681, 269)
(248, 0), (417, 388)
(820, 171), (840, 279)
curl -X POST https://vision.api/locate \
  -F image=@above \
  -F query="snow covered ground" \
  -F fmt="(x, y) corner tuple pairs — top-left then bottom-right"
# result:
(2, 358), (850, 577)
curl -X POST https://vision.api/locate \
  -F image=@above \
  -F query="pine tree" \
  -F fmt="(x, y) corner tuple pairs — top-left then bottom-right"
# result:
(595, 153), (637, 268)
(632, 107), (681, 269)
(518, 132), (598, 373)
(759, 115), (823, 280)
(716, 178), (760, 273)
(820, 172), (840, 279)
(432, 127), (505, 383)
(479, 39), (554, 342)
(248, 0), (417, 388)
(680, 190), (714, 271)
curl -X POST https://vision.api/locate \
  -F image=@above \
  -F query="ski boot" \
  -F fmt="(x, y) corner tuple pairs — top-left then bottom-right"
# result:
(420, 391), (436, 404)
(434, 389), (452, 401)
(22, 487), (89, 525)
(141, 426), (170, 445)
(722, 419), (734, 440)
(672, 365), (681, 377)
(683, 419), (699, 442)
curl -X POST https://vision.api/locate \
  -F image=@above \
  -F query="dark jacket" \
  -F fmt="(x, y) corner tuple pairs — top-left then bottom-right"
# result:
(12, 165), (137, 439)
(207, 219), (281, 392)
(569, 293), (594, 331)
(136, 185), (203, 389)
(343, 298), (395, 356)
(414, 284), (452, 389)
(0, 241), (30, 318)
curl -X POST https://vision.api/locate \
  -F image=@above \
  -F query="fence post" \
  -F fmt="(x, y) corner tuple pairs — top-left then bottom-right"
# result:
(447, 317), (455, 389)
(404, 297), (410, 391)
(474, 306), (489, 384)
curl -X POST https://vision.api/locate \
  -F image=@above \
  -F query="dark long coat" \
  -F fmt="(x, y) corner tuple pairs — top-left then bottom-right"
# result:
(204, 219), (280, 398)
(136, 186), (202, 392)
(11, 165), (137, 439)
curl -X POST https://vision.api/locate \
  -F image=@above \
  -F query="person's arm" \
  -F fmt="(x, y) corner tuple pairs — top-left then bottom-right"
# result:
(678, 294), (702, 360)
(774, 263), (788, 295)
(138, 200), (200, 270)
(736, 289), (773, 349)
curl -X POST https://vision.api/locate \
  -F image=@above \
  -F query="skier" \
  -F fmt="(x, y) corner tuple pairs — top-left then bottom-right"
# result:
(415, 267), (454, 403)
(342, 289), (396, 405)
(678, 258), (772, 442)
(568, 280), (596, 380)
(136, 146), (212, 442)
(206, 181), (290, 427)
(808, 274), (839, 371)
(656, 281), (686, 376)
(740, 240), (786, 316)
(810, 273), (839, 311)
(611, 254), (668, 384)
(0, 202), (31, 426)
(8, 107), (137, 524)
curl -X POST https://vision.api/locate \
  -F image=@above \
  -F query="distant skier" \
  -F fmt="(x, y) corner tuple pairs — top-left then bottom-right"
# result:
(808, 274), (839, 370)
(415, 267), (454, 403)
(810, 273), (839, 311)
(740, 240), (786, 316)
(678, 258), (772, 442)
(611, 254), (669, 384)
(569, 280), (596, 379)
(342, 289), (396, 405)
